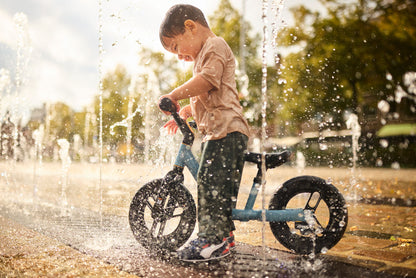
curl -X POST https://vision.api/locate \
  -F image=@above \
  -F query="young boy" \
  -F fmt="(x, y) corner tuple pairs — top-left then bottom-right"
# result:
(158, 4), (250, 262)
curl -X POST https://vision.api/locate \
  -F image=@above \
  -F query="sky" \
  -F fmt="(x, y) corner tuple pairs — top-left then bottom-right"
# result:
(0, 0), (322, 122)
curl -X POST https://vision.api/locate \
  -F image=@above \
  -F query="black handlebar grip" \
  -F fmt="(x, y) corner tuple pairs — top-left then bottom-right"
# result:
(159, 97), (177, 114)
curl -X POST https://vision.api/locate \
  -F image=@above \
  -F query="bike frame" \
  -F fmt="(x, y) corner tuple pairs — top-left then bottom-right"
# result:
(174, 141), (306, 223)
(158, 98), (306, 223)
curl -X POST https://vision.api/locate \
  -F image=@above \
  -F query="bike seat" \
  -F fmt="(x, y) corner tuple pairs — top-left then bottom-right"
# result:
(244, 150), (291, 169)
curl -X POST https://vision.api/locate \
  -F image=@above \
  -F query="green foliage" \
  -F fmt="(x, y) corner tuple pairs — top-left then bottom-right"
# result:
(48, 102), (75, 140)
(95, 65), (132, 145)
(277, 0), (416, 133)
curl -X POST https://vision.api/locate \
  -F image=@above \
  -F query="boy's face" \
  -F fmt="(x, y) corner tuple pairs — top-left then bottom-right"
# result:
(162, 21), (202, 62)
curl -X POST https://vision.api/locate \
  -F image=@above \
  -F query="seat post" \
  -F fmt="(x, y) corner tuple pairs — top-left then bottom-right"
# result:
(244, 166), (263, 210)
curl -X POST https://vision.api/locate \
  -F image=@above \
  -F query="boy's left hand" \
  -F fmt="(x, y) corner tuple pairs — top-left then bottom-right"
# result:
(163, 119), (179, 135)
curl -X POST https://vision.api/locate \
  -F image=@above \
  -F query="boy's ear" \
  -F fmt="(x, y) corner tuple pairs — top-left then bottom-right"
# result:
(184, 19), (197, 32)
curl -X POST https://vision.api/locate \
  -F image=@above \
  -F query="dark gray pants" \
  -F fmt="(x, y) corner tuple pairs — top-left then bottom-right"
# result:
(197, 132), (248, 242)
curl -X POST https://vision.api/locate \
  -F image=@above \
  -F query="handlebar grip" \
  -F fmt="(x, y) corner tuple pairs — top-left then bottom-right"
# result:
(159, 97), (177, 114)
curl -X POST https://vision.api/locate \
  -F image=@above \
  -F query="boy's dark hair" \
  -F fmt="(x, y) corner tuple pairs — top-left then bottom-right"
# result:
(159, 4), (209, 47)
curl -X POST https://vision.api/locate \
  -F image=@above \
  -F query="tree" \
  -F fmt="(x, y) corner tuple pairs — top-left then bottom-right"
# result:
(95, 64), (132, 146)
(48, 102), (74, 140)
(208, 0), (259, 67)
(276, 0), (416, 134)
(90, 47), (182, 161)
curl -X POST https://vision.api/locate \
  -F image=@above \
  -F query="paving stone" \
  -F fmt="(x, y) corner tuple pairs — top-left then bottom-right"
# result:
(338, 234), (396, 249)
(353, 249), (412, 263)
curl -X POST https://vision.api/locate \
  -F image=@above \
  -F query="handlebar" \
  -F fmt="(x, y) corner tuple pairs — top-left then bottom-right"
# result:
(159, 97), (195, 146)
(159, 97), (178, 114)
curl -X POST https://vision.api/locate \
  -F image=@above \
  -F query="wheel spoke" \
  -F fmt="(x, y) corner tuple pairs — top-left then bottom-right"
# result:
(171, 212), (184, 218)
(145, 199), (154, 211)
(313, 214), (324, 231)
(150, 219), (159, 236)
(157, 220), (167, 237)
(305, 191), (322, 212)
(163, 196), (178, 216)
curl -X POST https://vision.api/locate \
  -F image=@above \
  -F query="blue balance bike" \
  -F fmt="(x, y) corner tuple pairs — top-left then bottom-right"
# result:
(129, 98), (348, 255)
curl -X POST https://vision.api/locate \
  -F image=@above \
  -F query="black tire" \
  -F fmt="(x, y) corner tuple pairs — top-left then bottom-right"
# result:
(269, 175), (348, 254)
(129, 178), (196, 252)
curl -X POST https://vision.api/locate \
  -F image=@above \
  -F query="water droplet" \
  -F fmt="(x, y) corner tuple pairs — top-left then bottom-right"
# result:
(377, 100), (390, 113)
(376, 158), (383, 167)
(379, 139), (388, 148)
(391, 162), (400, 169)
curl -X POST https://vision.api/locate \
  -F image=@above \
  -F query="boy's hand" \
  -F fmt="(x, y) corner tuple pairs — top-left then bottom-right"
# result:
(158, 95), (180, 115)
(163, 119), (179, 135)
(162, 105), (192, 135)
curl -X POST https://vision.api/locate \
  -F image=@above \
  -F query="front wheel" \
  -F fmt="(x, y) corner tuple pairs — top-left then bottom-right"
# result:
(269, 176), (348, 254)
(129, 178), (196, 252)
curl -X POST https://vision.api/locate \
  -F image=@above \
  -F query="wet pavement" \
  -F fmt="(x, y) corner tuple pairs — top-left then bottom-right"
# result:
(0, 162), (415, 277)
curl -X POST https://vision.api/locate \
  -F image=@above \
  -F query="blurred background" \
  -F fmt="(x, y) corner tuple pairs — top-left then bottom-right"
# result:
(0, 0), (415, 168)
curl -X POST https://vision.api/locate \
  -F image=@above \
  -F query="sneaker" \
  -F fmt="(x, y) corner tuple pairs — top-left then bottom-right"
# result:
(177, 237), (230, 262)
(227, 231), (235, 250)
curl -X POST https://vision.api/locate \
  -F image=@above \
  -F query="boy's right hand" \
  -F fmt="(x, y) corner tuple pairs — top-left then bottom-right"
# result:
(158, 95), (180, 115)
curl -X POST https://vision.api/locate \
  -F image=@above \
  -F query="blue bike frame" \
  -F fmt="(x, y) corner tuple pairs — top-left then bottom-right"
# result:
(174, 142), (306, 223)
(158, 97), (306, 223)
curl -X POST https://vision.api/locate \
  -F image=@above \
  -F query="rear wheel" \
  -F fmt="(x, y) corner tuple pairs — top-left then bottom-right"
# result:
(129, 178), (196, 252)
(269, 176), (348, 254)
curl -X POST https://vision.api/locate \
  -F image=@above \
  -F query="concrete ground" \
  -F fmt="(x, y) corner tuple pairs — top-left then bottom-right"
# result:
(0, 162), (415, 277)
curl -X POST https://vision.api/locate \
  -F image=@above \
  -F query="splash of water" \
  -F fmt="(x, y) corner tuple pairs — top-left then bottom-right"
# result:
(58, 139), (71, 216)
(152, 127), (179, 171)
(0, 69), (12, 121)
(346, 113), (361, 200)
(237, 0), (249, 98)
(84, 106), (97, 162)
(296, 151), (305, 173)
(395, 72), (416, 104)
(260, 1), (269, 267)
(346, 113), (361, 170)
(73, 134), (82, 161)
(12, 13), (32, 161)
(98, 0), (105, 227)
(260, 0), (287, 271)
(125, 76), (136, 164)
(270, 0), (286, 68)
(143, 71), (160, 163)
(31, 125), (44, 203)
